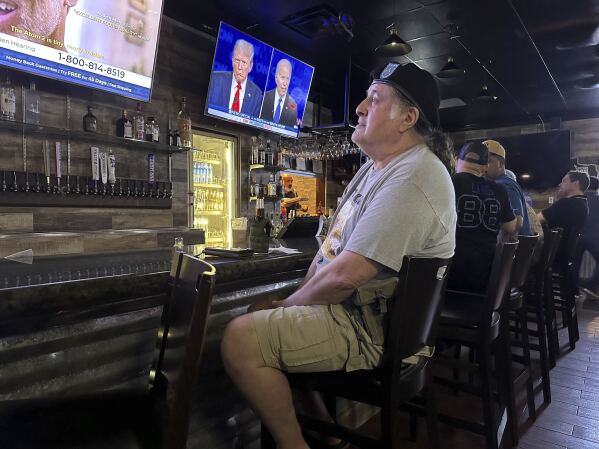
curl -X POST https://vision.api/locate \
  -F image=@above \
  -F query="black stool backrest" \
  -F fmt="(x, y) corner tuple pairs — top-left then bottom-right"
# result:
(383, 256), (451, 368)
(150, 251), (184, 388)
(485, 241), (518, 317)
(151, 253), (216, 449)
(536, 229), (562, 278)
(510, 234), (539, 289)
(554, 225), (582, 269)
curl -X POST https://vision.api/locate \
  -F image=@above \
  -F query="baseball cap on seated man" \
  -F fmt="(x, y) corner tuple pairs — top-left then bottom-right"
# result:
(482, 139), (506, 159)
(458, 141), (489, 165)
(371, 62), (440, 129)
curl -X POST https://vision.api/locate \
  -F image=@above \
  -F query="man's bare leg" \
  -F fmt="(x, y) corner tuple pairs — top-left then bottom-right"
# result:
(222, 314), (310, 449)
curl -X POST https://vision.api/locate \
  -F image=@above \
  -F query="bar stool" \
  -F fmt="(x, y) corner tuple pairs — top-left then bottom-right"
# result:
(0, 253), (216, 449)
(550, 226), (582, 351)
(523, 228), (562, 402)
(261, 256), (452, 449)
(503, 234), (539, 445)
(434, 241), (517, 449)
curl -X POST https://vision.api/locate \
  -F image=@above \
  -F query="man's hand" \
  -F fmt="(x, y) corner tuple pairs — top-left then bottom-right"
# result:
(247, 297), (277, 313)
(271, 299), (287, 308)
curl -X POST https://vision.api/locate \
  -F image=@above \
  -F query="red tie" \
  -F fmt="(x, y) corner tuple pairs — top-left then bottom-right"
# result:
(231, 83), (241, 112)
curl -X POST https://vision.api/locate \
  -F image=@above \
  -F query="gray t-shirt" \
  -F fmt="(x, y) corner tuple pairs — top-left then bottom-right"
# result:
(316, 144), (456, 274)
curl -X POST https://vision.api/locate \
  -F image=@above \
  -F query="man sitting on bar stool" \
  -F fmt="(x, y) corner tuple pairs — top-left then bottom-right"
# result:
(483, 139), (533, 236)
(221, 63), (457, 449)
(447, 141), (518, 293)
(538, 171), (589, 267)
(575, 176), (599, 298)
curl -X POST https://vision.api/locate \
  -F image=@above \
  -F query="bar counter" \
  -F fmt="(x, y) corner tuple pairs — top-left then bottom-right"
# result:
(0, 238), (320, 448)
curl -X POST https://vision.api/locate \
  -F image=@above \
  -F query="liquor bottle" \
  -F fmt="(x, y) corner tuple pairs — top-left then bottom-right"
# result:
(267, 173), (277, 197)
(145, 116), (155, 142)
(265, 139), (274, 166)
(152, 119), (160, 142)
(251, 136), (259, 164)
(167, 119), (175, 146)
(258, 139), (266, 165)
(259, 177), (266, 198)
(116, 110), (133, 138)
(255, 197), (265, 220)
(25, 81), (40, 124)
(133, 102), (145, 140)
(1, 75), (16, 121)
(277, 175), (284, 198)
(83, 106), (97, 132)
(177, 97), (192, 148)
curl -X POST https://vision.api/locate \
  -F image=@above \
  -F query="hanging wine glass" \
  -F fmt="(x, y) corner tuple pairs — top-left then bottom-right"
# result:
(341, 134), (351, 155)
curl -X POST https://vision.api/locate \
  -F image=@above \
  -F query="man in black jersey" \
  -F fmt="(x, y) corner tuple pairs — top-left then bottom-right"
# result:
(574, 176), (599, 298)
(539, 171), (589, 267)
(448, 141), (518, 293)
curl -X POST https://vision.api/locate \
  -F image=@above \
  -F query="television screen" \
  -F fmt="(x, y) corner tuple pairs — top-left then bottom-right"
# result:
(0, 0), (164, 102)
(205, 22), (315, 138)
(458, 130), (571, 190)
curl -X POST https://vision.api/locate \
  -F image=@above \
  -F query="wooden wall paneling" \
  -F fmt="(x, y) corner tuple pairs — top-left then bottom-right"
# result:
(34, 212), (113, 232)
(0, 15), (291, 239)
(112, 212), (174, 230)
(0, 213), (33, 232)
(0, 232), (84, 258)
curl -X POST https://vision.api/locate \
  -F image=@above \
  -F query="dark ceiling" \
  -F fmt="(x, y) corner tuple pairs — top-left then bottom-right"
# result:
(164, 0), (599, 131)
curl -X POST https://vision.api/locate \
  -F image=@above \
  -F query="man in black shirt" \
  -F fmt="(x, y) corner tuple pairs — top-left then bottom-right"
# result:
(539, 171), (589, 266)
(574, 176), (599, 297)
(448, 142), (518, 293)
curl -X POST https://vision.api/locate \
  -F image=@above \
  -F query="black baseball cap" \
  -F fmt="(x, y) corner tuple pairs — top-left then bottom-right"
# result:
(458, 142), (489, 165)
(371, 62), (440, 129)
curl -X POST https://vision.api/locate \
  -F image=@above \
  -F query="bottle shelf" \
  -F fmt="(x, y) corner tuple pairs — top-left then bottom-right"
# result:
(193, 182), (225, 189)
(249, 164), (285, 172)
(0, 119), (187, 153)
(194, 210), (223, 216)
(194, 158), (222, 165)
(249, 196), (282, 201)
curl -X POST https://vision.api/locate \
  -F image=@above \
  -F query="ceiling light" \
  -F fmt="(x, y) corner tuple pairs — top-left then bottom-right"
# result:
(521, 173), (531, 180)
(375, 24), (412, 57)
(473, 85), (497, 102)
(437, 56), (465, 78)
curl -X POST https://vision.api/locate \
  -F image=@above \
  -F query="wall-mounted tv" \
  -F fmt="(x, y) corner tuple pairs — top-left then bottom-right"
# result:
(458, 130), (571, 190)
(205, 22), (315, 138)
(0, 0), (164, 102)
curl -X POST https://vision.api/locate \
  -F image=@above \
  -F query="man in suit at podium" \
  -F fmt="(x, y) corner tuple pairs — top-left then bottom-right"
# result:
(260, 59), (298, 127)
(207, 39), (263, 117)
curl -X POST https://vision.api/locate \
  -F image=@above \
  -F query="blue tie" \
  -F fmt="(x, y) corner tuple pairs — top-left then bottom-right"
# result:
(273, 97), (283, 123)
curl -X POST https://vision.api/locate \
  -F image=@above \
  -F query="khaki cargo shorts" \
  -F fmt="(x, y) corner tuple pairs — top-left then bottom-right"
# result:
(252, 304), (382, 373)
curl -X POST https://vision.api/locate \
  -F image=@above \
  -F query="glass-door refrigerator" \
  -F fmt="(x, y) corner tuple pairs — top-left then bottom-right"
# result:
(190, 132), (237, 248)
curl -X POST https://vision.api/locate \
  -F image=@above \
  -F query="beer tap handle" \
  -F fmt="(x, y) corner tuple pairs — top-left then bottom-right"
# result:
(23, 172), (30, 192)
(34, 173), (40, 192)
